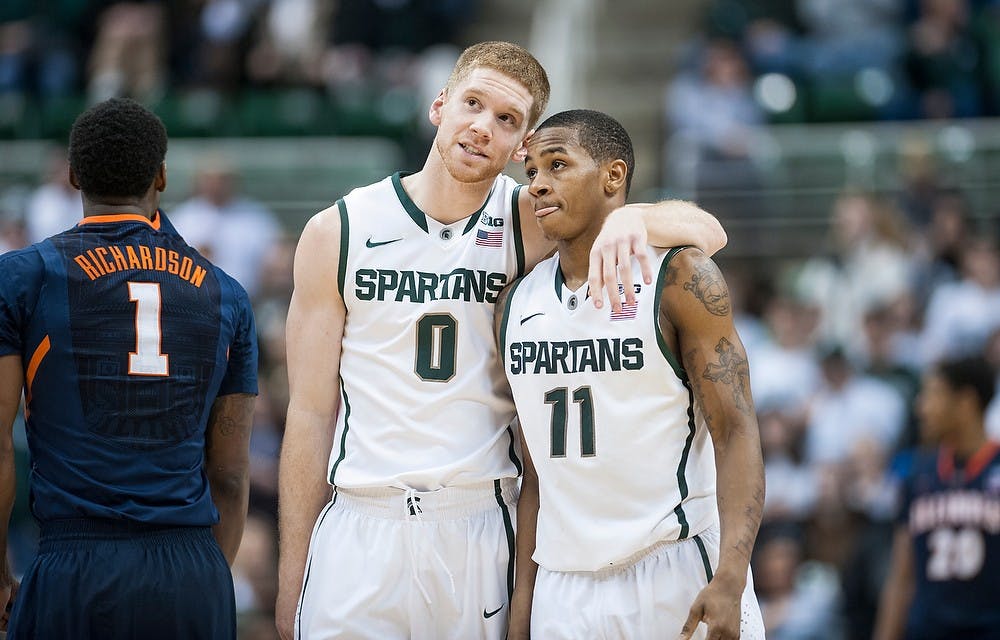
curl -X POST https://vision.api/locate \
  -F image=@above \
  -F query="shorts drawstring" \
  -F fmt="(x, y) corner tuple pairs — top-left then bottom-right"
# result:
(403, 488), (457, 605)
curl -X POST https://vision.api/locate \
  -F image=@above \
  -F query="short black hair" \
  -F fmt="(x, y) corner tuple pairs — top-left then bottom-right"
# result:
(934, 356), (996, 411)
(535, 109), (635, 197)
(68, 98), (167, 200)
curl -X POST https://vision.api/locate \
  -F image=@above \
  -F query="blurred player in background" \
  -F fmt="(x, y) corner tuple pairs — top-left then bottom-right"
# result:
(499, 109), (765, 640)
(874, 356), (1000, 640)
(277, 40), (728, 639)
(0, 98), (258, 639)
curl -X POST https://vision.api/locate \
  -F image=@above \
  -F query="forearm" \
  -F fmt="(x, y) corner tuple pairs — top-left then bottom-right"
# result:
(513, 475), (539, 596)
(713, 424), (764, 587)
(0, 356), (22, 586)
(208, 468), (249, 565)
(873, 530), (914, 640)
(636, 200), (727, 256)
(277, 408), (335, 598)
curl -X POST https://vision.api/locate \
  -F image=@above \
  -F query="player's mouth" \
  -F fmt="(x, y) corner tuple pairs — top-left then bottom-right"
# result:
(535, 203), (559, 218)
(459, 143), (487, 158)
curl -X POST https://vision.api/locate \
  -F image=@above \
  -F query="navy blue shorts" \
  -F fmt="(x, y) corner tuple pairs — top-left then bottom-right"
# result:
(8, 518), (236, 640)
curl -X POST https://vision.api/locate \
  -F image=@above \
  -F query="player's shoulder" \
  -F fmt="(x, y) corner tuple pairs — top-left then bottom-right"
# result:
(0, 244), (46, 284)
(340, 173), (396, 208)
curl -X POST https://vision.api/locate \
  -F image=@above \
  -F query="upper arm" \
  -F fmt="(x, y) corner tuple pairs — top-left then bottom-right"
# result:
(285, 207), (347, 419)
(218, 286), (259, 397)
(662, 249), (754, 444)
(204, 392), (255, 471)
(0, 356), (22, 437)
(517, 186), (556, 272)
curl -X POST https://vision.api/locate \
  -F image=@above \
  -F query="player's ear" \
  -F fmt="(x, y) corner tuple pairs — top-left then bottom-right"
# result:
(429, 89), (447, 127)
(604, 159), (628, 196)
(511, 128), (535, 163)
(68, 167), (81, 191)
(155, 162), (167, 193)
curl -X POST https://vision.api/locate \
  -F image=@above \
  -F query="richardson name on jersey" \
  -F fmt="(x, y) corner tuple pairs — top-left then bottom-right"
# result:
(909, 490), (1000, 534)
(508, 338), (644, 375)
(355, 268), (507, 303)
(73, 244), (207, 287)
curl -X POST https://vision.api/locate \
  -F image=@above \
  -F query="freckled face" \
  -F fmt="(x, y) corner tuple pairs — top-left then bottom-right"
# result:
(431, 68), (534, 184)
(524, 127), (607, 242)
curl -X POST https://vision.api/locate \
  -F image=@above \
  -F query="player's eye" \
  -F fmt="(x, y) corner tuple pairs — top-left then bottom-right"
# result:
(525, 167), (537, 179)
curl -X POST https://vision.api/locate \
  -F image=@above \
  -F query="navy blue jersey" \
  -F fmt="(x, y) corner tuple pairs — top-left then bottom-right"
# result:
(897, 442), (1000, 639)
(0, 212), (258, 526)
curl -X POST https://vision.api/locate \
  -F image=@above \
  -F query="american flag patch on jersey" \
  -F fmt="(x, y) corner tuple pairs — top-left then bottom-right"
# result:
(610, 301), (638, 321)
(475, 229), (503, 247)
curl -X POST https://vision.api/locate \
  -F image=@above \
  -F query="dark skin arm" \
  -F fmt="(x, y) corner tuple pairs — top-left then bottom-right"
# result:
(659, 249), (765, 640)
(493, 284), (538, 639)
(873, 526), (915, 640)
(204, 392), (256, 565)
(0, 356), (20, 630)
(508, 431), (539, 639)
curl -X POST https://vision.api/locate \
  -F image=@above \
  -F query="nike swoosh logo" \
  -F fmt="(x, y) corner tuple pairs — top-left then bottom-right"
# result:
(366, 237), (402, 248)
(520, 312), (545, 325)
(483, 604), (504, 619)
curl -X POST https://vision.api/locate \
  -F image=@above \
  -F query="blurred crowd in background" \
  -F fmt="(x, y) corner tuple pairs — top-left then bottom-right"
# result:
(3, 1), (1000, 639)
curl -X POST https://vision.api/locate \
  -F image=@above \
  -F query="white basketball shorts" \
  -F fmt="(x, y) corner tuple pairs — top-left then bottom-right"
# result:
(295, 478), (518, 639)
(531, 524), (765, 639)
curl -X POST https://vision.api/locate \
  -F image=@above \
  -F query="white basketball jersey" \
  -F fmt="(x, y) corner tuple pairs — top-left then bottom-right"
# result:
(331, 172), (525, 490)
(501, 248), (718, 572)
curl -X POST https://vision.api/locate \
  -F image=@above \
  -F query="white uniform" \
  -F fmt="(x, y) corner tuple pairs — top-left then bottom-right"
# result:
(297, 172), (526, 640)
(501, 248), (764, 639)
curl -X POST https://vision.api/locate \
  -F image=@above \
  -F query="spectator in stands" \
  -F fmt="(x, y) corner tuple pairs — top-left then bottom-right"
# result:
(169, 156), (282, 298)
(24, 147), (82, 244)
(921, 235), (1000, 364)
(751, 295), (822, 418)
(87, 2), (167, 103)
(904, 0), (984, 118)
(805, 345), (907, 467)
(794, 191), (914, 360)
(754, 524), (844, 639)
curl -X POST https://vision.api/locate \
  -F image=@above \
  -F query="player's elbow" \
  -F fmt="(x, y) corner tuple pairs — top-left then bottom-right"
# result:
(207, 464), (250, 500)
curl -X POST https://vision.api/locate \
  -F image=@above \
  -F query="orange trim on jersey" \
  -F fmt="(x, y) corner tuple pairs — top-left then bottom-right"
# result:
(25, 335), (50, 390)
(938, 440), (1000, 483)
(77, 212), (161, 230)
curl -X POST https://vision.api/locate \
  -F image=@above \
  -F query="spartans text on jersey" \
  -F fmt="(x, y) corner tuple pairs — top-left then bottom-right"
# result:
(507, 338), (644, 375)
(355, 268), (507, 303)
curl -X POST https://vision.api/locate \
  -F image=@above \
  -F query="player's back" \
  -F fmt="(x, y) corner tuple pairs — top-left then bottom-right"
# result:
(0, 212), (255, 526)
(904, 443), (1000, 639)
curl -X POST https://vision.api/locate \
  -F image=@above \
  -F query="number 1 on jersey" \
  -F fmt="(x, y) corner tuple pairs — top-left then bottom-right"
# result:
(128, 281), (169, 376)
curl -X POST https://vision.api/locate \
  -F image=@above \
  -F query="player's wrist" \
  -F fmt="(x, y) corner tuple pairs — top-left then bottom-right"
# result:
(709, 566), (747, 594)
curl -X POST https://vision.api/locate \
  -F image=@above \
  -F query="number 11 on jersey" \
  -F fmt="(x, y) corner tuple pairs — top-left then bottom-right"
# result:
(128, 281), (169, 376)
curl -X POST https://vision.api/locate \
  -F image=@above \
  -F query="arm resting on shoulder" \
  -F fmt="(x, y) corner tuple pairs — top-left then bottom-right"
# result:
(205, 392), (256, 565)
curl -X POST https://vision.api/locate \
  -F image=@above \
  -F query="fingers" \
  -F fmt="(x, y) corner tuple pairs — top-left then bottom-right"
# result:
(588, 246), (605, 309)
(678, 603), (704, 640)
(634, 235), (653, 286)
(617, 242), (635, 307)
(602, 243), (619, 313)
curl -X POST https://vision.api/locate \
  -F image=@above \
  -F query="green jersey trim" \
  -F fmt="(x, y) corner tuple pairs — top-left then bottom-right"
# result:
(553, 261), (566, 302)
(653, 246), (690, 381)
(693, 534), (714, 582)
(511, 185), (526, 277)
(498, 276), (527, 366)
(328, 378), (353, 484)
(494, 479), (516, 601)
(392, 171), (429, 233)
(336, 199), (350, 298)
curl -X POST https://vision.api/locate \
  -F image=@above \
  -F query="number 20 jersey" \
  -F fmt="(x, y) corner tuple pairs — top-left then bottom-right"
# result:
(500, 249), (718, 572)
(331, 172), (525, 490)
(899, 443), (1000, 637)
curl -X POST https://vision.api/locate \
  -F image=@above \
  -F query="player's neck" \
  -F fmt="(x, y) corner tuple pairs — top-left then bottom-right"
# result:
(946, 421), (988, 460)
(82, 202), (155, 219)
(404, 158), (496, 226)
(557, 233), (601, 291)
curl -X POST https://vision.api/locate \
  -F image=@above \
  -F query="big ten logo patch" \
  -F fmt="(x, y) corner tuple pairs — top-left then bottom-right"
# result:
(481, 214), (504, 228)
(617, 283), (642, 297)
